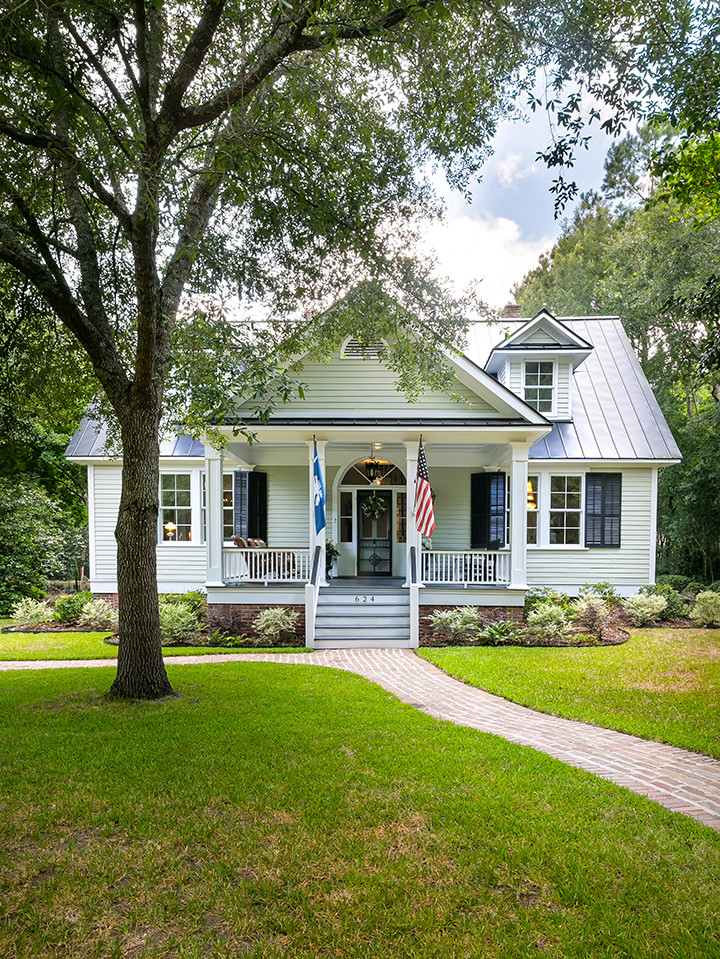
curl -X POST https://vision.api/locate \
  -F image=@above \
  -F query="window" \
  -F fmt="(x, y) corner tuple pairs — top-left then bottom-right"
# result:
(340, 491), (353, 542)
(396, 491), (407, 544)
(585, 474), (622, 547)
(160, 473), (192, 542)
(222, 474), (234, 540)
(549, 475), (582, 545)
(524, 361), (554, 412)
(527, 475), (539, 544)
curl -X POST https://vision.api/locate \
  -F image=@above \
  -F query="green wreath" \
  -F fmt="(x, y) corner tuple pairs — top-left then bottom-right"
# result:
(362, 492), (388, 520)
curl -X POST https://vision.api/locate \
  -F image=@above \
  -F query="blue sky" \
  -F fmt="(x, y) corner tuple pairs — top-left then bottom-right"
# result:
(422, 104), (617, 309)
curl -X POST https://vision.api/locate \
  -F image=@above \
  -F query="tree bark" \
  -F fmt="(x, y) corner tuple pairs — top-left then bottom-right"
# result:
(107, 400), (175, 700)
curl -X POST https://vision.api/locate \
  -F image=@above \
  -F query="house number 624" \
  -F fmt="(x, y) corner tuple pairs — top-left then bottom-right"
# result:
(355, 595), (375, 603)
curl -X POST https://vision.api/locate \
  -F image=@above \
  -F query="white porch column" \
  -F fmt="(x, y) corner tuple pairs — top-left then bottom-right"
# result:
(204, 444), (225, 587)
(509, 443), (529, 589)
(403, 440), (421, 586)
(307, 439), (328, 585)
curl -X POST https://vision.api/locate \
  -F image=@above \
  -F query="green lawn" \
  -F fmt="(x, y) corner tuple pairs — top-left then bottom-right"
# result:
(420, 628), (720, 758)
(0, 662), (718, 958)
(0, 629), (293, 660)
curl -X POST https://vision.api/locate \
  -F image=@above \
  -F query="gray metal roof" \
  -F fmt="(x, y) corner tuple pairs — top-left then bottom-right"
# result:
(469, 316), (681, 462)
(65, 417), (205, 459)
(66, 316), (680, 464)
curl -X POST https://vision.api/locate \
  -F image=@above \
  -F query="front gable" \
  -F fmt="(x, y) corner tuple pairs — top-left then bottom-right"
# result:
(236, 343), (549, 426)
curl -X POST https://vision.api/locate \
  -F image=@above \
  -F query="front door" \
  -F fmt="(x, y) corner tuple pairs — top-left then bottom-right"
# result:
(357, 490), (393, 576)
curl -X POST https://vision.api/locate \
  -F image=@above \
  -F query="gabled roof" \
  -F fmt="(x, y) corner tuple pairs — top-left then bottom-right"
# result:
(485, 310), (593, 375)
(467, 316), (681, 462)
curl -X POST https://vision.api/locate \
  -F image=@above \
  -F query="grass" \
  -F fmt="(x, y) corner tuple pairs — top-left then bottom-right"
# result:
(420, 628), (720, 758)
(0, 662), (718, 958)
(0, 629), (299, 661)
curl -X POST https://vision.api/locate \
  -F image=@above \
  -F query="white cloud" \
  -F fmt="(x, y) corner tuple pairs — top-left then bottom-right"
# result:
(421, 213), (552, 310)
(495, 152), (538, 189)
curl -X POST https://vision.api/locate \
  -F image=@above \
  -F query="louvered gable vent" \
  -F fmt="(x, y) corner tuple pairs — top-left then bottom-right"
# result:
(341, 337), (385, 359)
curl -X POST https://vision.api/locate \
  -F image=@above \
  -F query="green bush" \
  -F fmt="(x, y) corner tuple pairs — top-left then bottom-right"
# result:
(639, 583), (687, 619)
(254, 607), (300, 645)
(10, 598), (53, 627)
(526, 602), (571, 641)
(475, 619), (521, 646)
(77, 599), (118, 631)
(656, 574), (692, 592)
(429, 606), (480, 643)
(159, 600), (201, 644)
(52, 591), (93, 624)
(159, 590), (206, 619)
(623, 593), (667, 626)
(204, 631), (250, 648)
(709, 581), (720, 593)
(524, 587), (571, 614)
(690, 591), (720, 627)
(579, 582), (622, 606)
(571, 596), (611, 639)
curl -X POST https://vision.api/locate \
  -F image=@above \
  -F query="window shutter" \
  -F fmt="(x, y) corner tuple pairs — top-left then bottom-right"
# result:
(585, 473), (621, 547)
(233, 471), (268, 541)
(471, 473), (506, 548)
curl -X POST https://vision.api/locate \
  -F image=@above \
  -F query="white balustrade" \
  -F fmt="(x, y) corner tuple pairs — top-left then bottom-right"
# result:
(223, 548), (311, 583)
(421, 550), (511, 586)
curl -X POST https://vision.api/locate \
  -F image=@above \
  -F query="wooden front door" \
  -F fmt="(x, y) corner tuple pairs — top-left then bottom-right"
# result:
(357, 490), (393, 576)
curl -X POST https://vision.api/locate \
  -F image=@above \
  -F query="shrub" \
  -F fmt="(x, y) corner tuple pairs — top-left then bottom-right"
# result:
(160, 590), (206, 619)
(159, 600), (201, 644)
(475, 619), (521, 646)
(10, 597), (53, 627)
(254, 607), (300, 645)
(526, 602), (571, 641)
(205, 631), (250, 648)
(690, 591), (720, 627)
(77, 599), (118, 631)
(429, 606), (480, 643)
(571, 596), (611, 639)
(709, 581), (720, 594)
(524, 587), (571, 614)
(579, 582), (622, 606)
(52, 591), (93, 624)
(623, 593), (667, 626)
(639, 583), (687, 619)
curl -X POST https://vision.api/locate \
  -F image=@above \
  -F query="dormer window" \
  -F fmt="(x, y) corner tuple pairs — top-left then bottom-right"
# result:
(524, 361), (554, 413)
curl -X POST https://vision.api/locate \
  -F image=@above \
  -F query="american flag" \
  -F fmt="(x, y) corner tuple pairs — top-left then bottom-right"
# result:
(414, 439), (435, 537)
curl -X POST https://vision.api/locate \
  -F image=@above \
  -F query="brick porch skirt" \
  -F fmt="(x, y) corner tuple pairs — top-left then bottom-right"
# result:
(419, 604), (522, 645)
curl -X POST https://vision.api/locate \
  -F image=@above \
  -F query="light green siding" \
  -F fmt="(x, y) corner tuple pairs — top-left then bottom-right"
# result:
(92, 466), (122, 580)
(427, 466), (473, 550)
(527, 467), (653, 587)
(556, 360), (572, 417)
(266, 465), (309, 548)
(247, 352), (502, 417)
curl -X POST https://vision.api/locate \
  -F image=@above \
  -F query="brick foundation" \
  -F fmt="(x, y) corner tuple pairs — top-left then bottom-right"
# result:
(206, 603), (306, 643)
(94, 593), (119, 608)
(419, 604), (523, 645)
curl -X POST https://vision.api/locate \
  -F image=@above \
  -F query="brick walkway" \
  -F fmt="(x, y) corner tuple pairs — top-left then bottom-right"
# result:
(3, 649), (720, 832)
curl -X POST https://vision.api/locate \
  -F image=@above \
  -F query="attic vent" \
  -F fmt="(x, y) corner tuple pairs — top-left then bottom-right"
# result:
(341, 337), (385, 359)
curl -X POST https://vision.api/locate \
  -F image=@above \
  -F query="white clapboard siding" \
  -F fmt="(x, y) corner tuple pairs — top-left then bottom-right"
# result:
(246, 352), (501, 417)
(156, 545), (207, 582)
(509, 360), (523, 395)
(92, 466), (122, 579)
(266, 465), (310, 548)
(527, 468), (654, 586)
(556, 360), (572, 417)
(522, 327), (561, 345)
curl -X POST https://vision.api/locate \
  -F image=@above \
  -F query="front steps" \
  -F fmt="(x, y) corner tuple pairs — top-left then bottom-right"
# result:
(313, 579), (411, 649)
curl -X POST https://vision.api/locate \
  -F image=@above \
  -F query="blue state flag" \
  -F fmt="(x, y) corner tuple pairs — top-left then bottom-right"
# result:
(313, 439), (326, 534)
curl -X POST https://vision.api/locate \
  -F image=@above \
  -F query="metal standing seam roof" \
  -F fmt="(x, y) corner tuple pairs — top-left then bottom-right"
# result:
(470, 316), (681, 462)
(65, 317), (681, 463)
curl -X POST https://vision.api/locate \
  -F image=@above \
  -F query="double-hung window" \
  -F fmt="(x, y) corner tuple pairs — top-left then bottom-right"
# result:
(549, 475), (582, 545)
(524, 361), (554, 412)
(160, 473), (192, 542)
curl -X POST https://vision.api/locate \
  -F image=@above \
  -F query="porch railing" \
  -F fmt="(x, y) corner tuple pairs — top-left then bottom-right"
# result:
(421, 550), (510, 586)
(223, 547), (311, 583)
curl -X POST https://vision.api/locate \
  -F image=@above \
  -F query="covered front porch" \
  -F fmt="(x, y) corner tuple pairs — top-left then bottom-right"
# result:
(202, 422), (548, 646)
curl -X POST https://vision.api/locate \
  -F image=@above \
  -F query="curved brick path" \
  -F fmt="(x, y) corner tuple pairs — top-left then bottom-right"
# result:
(3, 649), (720, 832)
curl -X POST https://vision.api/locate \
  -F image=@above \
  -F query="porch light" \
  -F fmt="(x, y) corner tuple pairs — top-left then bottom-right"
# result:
(365, 450), (385, 485)
(527, 481), (537, 511)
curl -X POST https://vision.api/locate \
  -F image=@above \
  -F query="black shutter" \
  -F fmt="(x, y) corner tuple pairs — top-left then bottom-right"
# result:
(471, 473), (506, 548)
(233, 471), (268, 541)
(585, 473), (621, 548)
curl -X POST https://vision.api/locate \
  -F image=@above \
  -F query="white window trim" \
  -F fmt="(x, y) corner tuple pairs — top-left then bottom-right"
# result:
(526, 470), (588, 549)
(523, 358), (557, 415)
(201, 470), (239, 545)
(158, 468), (202, 546)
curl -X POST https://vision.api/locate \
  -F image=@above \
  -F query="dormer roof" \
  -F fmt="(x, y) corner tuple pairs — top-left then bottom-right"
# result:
(485, 309), (593, 375)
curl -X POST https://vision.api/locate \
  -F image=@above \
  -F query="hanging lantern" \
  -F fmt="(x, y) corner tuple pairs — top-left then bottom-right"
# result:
(365, 446), (385, 485)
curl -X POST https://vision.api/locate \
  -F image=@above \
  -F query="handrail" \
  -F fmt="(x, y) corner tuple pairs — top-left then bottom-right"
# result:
(410, 545), (418, 585)
(409, 545), (419, 648)
(421, 549), (510, 586)
(310, 543), (322, 585)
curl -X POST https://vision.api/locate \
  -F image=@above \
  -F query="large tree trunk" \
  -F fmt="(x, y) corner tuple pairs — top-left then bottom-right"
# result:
(107, 402), (175, 700)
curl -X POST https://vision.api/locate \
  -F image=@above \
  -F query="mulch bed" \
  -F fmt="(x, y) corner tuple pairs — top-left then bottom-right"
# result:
(1, 624), (103, 633)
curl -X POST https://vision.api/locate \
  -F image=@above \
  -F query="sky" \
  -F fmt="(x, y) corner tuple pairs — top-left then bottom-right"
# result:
(421, 105), (615, 310)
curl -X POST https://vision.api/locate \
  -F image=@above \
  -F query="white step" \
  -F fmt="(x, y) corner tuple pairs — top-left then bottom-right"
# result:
(314, 638), (412, 649)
